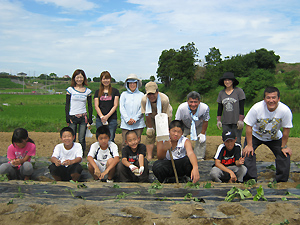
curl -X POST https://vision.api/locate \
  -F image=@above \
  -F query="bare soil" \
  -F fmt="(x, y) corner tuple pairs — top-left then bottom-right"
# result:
(0, 132), (300, 225)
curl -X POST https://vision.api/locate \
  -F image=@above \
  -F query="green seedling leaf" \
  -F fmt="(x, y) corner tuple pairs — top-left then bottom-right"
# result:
(184, 193), (193, 200)
(253, 185), (267, 201)
(285, 191), (300, 199)
(148, 189), (156, 195)
(69, 180), (77, 184)
(7, 199), (13, 205)
(113, 184), (120, 189)
(268, 180), (277, 189)
(77, 183), (87, 189)
(244, 179), (256, 188)
(281, 197), (288, 201)
(225, 186), (252, 202)
(266, 164), (276, 171)
(293, 161), (300, 168)
(115, 191), (140, 202)
(203, 182), (212, 188)
(0, 174), (9, 182)
(14, 186), (24, 199)
(150, 180), (163, 189)
(51, 181), (57, 184)
(184, 181), (200, 188)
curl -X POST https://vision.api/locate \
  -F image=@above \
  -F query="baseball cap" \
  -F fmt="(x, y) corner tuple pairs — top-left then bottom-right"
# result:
(222, 130), (236, 142)
(145, 82), (158, 94)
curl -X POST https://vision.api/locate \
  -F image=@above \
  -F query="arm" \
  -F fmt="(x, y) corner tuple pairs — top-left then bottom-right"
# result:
(215, 159), (236, 182)
(100, 156), (120, 179)
(51, 156), (61, 167)
(102, 96), (119, 122)
(65, 94), (71, 124)
(87, 95), (93, 125)
(281, 128), (292, 157)
(11, 155), (32, 166)
(217, 103), (223, 130)
(87, 155), (101, 178)
(94, 97), (104, 118)
(201, 121), (208, 134)
(138, 154), (144, 168)
(185, 139), (200, 183)
(62, 157), (82, 166)
(242, 125), (254, 157)
(156, 140), (171, 160)
(145, 115), (153, 128)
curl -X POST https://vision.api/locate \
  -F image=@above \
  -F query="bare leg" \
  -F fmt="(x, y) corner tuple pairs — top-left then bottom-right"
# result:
(146, 144), (154, 160)
(71, 173), (81, 182)
(88, 163), (99, 180)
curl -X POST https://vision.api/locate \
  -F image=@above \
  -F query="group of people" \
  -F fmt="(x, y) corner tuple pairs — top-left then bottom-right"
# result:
(0, 70), (293, 184)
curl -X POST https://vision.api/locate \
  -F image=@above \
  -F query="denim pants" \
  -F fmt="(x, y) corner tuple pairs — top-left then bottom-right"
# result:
(96, 118), (118, 142)
(69, 116), (87, 152)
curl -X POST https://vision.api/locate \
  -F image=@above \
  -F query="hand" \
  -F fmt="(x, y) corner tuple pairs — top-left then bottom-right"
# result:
(243, 145), (254, 157)
(99, 170), (108, 179)
(54, 160), (61, 167)
(62, 159), (72, 166)
(238, 156), (245, 165)
(198, 133), (206, 143)
(129, 165), (139, 176)
(191, 168), (200, 183)
(146, 127), (155, 137)
(70, 119), (73, 124)
(94, 168), (101, 178)
(87, 123), (91, 128)
(237, 120), (244, 130)
(101, 115), (109, 124)
(127, 118), (136, 125)
(217, 121), (222, 130)
(229, 172), (237, 183)
(282, 147), (292, 157)
(139, 166), (144, 175)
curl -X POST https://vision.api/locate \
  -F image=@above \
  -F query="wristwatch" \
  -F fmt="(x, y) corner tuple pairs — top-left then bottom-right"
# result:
(280, 145), (288, 149)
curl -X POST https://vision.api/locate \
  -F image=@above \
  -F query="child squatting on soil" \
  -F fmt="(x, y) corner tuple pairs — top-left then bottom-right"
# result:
(210, 129), (247, 183)
(152, 120), (200, 184)
(0, 128), (36, 180)
(49, 127), (83, 182)
(87, 126), (119, 182)
(117, 130), (149, 182)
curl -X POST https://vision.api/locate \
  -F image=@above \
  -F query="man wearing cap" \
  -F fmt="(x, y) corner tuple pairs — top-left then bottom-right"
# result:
(175, 91), (210, 160)
(243, 87), (293, 182)
(210, 129), (247, 183)
(141, 82), (172, 160)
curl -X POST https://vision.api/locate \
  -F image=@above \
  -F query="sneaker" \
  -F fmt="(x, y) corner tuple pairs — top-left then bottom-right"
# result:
(106, 179), (113, 183)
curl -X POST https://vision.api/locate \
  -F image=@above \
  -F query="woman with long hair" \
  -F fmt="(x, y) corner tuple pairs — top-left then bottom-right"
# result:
(94, 71), (120, 142)
(65, 69), (93, 153)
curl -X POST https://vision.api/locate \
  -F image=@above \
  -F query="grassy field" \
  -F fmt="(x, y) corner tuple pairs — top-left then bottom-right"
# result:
(0, 93), (299, 137)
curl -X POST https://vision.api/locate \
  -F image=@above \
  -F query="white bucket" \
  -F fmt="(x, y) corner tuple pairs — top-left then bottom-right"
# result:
(155, 113), (169, 142)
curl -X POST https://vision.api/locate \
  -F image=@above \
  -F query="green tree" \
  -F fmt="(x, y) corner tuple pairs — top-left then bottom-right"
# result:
(157, 42), (198, 88)
(243, 69), (275, 100)
(150, 75), (155, 82)
(254, 48), (280, 71)
(205, 47), (222, 67)
(283, 70), (300, 89)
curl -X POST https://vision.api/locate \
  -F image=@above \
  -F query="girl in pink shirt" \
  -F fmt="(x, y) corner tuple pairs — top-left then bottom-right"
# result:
(0, 128), (36, 180)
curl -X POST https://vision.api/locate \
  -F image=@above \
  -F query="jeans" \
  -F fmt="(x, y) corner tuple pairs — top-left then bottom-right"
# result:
(69, 116), (87, 152)
(96, 118), (118, 142)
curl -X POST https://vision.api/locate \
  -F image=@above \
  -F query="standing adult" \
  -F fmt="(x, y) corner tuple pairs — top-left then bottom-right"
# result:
(94, 71), (120, 142)
(141, 82), (172, 160)
(175, 91), (210, 160)
(243, 87), (293, 182)
(65, 69), (92, 153)
(119, 74), (146, 147)
(217, 72), (245, 144)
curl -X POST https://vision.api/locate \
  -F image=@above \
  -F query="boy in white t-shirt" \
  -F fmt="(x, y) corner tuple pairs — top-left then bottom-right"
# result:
(87, 126), (119, 182)
(49, 127), (83, 181)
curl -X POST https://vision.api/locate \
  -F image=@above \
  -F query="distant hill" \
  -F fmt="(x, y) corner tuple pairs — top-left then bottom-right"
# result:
(276, 62), (300, 73)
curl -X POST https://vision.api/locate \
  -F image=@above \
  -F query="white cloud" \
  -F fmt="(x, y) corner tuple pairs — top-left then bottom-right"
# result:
(1, 0), (300, 81)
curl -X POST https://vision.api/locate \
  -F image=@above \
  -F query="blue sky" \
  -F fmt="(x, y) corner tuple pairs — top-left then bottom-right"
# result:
(1, 0), (300, 81)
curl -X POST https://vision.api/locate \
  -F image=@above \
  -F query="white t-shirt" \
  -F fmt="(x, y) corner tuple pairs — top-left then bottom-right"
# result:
(175, 102), (210, 128)
(67, 87), (92, 115)
(88, 141), (119, 166)
(165, 136), (188, 160)
(244, 100), (293, 141)
(51, 143), (83, 165)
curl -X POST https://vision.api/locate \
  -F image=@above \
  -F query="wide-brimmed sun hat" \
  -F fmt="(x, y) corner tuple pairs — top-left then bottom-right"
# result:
(125, 74), (142, 89)
(218, 72), (239, 87)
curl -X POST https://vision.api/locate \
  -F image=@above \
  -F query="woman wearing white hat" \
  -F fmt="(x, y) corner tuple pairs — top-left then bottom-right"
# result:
(119, 74), (146, 147)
